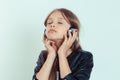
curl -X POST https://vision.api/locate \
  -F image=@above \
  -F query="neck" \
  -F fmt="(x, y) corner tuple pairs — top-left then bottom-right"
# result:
(50, 39), (72, 57)
(52, 39), (63, 49)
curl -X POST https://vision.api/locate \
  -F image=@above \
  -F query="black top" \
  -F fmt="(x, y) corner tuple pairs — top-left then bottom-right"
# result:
(33, 49), (94, 80)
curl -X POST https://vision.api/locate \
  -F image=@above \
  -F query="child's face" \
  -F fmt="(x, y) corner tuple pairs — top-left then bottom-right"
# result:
(45, 11), (71, 40)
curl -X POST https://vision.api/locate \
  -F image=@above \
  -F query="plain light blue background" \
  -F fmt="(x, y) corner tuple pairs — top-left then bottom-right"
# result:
(0, 0), (120, 80)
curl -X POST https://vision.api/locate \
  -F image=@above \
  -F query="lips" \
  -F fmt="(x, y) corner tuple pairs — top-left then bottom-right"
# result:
(48, 29), (56, 32)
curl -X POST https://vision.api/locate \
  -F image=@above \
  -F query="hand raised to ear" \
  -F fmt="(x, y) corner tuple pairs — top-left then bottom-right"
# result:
(43, 36), (57, 56)
(57, 29), (78, 57)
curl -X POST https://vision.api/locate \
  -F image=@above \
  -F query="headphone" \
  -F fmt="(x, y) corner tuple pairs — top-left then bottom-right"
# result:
(44, 26), (75, 36)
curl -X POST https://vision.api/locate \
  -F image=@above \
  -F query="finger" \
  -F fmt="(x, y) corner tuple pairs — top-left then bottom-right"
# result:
(47, 40), (55, 46)
(43, 38), (51, 46)
(49, 41), (55, 46)
(64, 34), (68, 42)
(62, 34), (67, 45)
(49, 40), (55, 44)
(45, 40), (52, 49)
(51, 42), (57, 50)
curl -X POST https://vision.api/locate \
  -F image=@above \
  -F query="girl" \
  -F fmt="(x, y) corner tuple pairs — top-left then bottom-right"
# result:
(33, 8), (94, 80)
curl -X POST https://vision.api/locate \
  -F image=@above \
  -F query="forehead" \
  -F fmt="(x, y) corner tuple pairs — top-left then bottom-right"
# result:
(48, 11), (65, 20)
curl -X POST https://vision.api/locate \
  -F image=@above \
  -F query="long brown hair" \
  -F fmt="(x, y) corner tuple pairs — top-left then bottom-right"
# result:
(44, 8), (82, 80)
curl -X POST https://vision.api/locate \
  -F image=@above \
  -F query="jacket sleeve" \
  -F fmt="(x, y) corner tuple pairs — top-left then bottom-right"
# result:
(32, 51), (46, 80)
(62, 52), (94, 80)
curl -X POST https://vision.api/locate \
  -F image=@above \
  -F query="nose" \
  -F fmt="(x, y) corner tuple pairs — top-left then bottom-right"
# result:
(50, 22), (56, 28)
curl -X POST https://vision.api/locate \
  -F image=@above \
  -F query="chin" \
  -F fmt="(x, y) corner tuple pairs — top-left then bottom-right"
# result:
(47, 36), (63, 40)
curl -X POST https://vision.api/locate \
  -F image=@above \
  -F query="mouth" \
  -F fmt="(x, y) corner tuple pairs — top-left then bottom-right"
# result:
(48, 29), (57, 32)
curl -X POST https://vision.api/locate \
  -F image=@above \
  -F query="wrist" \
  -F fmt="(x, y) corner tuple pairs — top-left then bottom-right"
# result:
(58, 52), (66, 58)
(47, 52), (56, 58)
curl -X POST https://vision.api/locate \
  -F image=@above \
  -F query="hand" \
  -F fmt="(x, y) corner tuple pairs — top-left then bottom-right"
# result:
(58, 29), (78, 57)
(43, 36), (57, 57)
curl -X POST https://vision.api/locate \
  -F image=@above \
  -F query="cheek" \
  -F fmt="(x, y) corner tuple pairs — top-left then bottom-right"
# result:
(58, 29), (68, 36)
(45, 30), (50, 38)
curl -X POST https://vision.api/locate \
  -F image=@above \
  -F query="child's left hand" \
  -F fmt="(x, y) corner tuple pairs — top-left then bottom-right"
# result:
(58, 29), (78, 57)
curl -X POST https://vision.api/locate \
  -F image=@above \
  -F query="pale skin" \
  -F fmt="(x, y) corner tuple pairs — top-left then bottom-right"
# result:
(36, 11), (78, 80)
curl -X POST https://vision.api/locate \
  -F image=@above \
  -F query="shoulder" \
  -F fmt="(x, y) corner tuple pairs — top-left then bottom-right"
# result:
(78, 50), (94, 66)
(38, 50), (48, 61)
(68, 49), (94, 70)
(78, 50), (93, 58)
(40, 50), (47, 55)
(73, 49), (93, 63)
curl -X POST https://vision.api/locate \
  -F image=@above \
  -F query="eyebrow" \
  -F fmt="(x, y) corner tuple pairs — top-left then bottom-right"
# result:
(47, 17), (64, 20)
(58, 18), (64, 20)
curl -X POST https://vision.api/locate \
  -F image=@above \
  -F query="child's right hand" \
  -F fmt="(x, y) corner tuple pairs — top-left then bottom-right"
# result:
(43, 36), (57, 57)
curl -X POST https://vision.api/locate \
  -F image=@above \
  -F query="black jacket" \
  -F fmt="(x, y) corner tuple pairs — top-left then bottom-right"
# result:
(33, 49), (94, 80)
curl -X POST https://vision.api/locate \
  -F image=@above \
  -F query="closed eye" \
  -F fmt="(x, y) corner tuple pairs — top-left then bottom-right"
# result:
(58, 22), (63, 24)
(47, 22), (53, 24)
